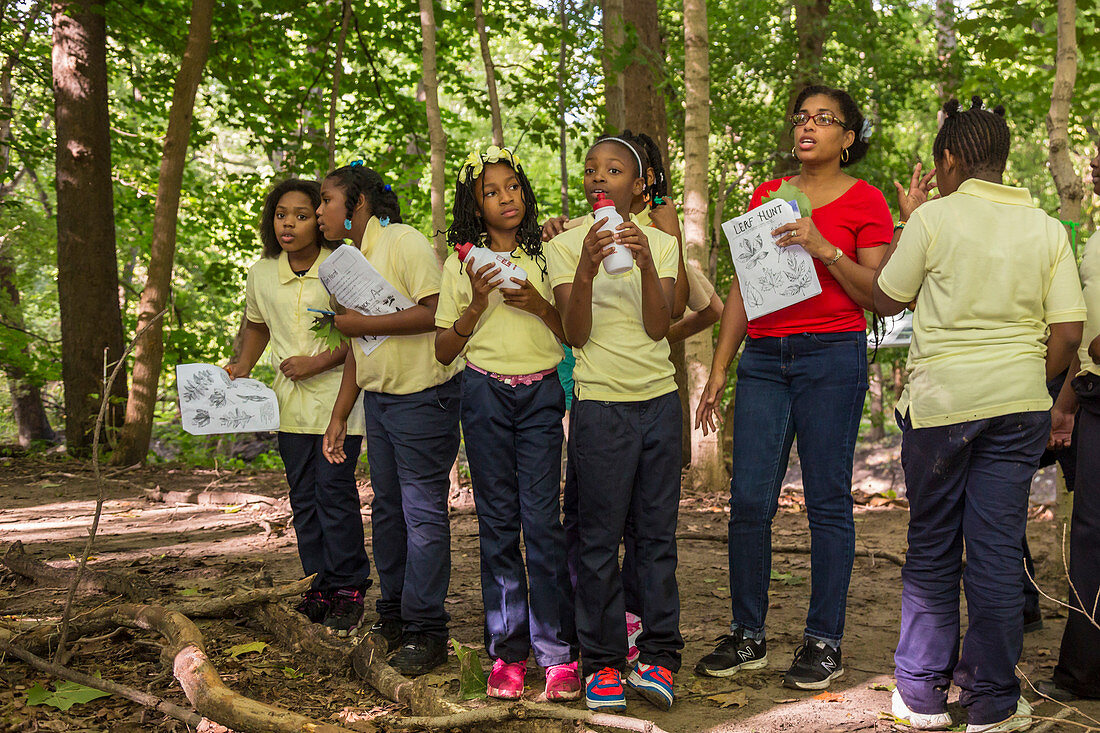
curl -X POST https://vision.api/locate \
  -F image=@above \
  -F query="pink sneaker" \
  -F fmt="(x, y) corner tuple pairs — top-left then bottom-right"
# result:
(545, 661), (582, 701)
(626, 611), (643, 665)
(487, 658), (526, 699)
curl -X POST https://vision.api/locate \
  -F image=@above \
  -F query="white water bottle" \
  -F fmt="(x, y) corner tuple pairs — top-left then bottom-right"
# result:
(455, 242), (528, 290)
(593, 193), (634, 275)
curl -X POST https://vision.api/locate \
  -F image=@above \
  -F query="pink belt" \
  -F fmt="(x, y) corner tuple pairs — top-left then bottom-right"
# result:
(466, 362), (558, 388)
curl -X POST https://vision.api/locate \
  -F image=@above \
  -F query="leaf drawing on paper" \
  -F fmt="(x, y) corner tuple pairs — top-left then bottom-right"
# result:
(781, 251), (814, 296)
(219, 408), (252, 430)
(181, 378), (205, 402)
(743, 282), (764, 309)
(193, 409), (211, 427)
(736, 235), (770, 267)
(208, 390), (227, 408)
(237, 394), (267, 402)
(756, 269), (785, 292)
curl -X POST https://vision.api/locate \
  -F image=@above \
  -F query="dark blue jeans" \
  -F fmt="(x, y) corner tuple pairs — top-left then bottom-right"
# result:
(728, 332), (867, 645)
(462, 369), (575, 667)
(571, 391), (683, 678)
(894, 409), (1049, 725)
(362, 373), (462, 638)
(278, 432), (370, 592)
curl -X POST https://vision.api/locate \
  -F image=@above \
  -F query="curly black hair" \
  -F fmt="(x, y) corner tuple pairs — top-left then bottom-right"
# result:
(791, 85), (870, 168)
(324, 163), (403, 228)
(933, 96), (1009, 178)
(446, 156), (546, 277)
(259, 178), (331, 258)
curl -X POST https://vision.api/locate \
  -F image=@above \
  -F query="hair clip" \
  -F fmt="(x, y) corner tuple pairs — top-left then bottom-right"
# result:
(860, 119), (874, 144)
(652, 195), (665, 206)
(383, 184), (392, 192)
(350, 159), (364, 168)
(344, 218), (353, 231)
(380, 217), (390, 227)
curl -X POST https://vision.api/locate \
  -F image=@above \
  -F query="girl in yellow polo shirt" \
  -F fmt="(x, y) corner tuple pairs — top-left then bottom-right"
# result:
(225, 178), (370, 637)
(319, 162), (462, 677)
(434, 146), (579, 702)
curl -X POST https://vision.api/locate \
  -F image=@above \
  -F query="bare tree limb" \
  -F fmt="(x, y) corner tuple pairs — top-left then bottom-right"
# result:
(386, 700), (673, 732)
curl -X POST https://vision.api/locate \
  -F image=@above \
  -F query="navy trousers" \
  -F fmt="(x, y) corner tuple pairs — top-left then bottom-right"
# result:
(462, 369), (575, 667)
(362, 373), (462, 638)
(278, 432), (370, 592)
(894, 410), (1049, 725)
(571, 391), (683, 678)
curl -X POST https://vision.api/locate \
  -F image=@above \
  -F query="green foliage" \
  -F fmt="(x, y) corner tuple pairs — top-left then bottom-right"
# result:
(309, 313), (349, 353)
(450, 639), (488, 699)
(25, 681), (112, 711)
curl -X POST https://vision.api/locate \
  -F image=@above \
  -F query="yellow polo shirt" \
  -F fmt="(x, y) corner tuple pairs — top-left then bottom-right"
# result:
(435, 248), (563, 374)
(244, 249), (365, 435)
(878, 178), (1086, 428)
(632, 207), (715, 312)
(546, 214), (679, 402)
(352, 216), (462, 395)
(1079, 231), (1100, 377)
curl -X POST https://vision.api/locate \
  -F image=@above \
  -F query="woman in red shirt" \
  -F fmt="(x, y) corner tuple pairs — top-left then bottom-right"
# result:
(694, 85), (893, 690)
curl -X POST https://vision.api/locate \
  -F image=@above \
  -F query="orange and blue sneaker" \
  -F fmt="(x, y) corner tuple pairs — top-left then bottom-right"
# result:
(585, 667), (627, 712)
(626, 662), (674, 711)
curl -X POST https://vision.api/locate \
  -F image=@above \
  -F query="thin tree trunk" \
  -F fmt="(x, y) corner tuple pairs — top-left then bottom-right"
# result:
(418, 0), (448, 258)
(474, 0), (503, 146)
(558, 0), (569, 216)
(114, 0), (216, 465)
(774, 0), (831, 177)
(621, 0), (668, 159)
(1046, 0), (1084, 229)
(683, 0), (721, 488)
(326, 0), (353, 172)
(868, 361), (885, 441)
(601, 0), (625, 131)
(52, 0), (127, 455)
(934, 0), (957, 105)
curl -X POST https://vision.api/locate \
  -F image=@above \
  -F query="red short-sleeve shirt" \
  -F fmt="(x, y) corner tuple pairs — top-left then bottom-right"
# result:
(745, 177), (893, 338)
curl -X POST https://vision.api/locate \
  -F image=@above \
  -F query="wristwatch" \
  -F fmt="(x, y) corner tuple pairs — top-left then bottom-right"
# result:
(824, 247), (843, 267)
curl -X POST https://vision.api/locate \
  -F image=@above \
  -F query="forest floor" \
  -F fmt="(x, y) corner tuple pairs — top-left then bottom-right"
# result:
(0, 440), (1096, 733)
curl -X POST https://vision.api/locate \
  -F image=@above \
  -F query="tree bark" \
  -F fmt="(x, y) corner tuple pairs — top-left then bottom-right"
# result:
(1046, 0), (1084, 230)
(52, 0), (127, 455)
(113, 0), (216, 466)
(683, 0), (722, 489)
(621, 0), (668, 159)
(601, 0), (626, 131)
(418, 0), (448, 258)
(558, 0), (569, 216)
(774, 0), (831, 177)
(474, 0), (504, 146)
(0, 255), (55, 446)
(326, 0), (352, 172)
(934, 0), (957, 104)
(868, 361), (885, 441)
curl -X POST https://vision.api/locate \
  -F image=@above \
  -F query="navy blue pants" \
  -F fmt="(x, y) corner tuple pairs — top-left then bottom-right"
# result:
(462, 369), (575, 667)
(894, 410), (1049, 725)
(728, 332), (867, 644)
(278, 432), (370, 592)
(362, 374), (462, 638)
(1053, 374), (1100, 698)
(571, 391), (683, 678)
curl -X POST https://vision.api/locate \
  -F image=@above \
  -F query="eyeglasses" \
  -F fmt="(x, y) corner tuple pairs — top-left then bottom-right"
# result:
(789, 112), (847, 128)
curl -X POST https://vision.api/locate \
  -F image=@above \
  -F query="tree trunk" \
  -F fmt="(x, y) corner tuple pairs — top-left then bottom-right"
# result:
(52, 0), (127, 455)
(621, 0), (668, 158)
(867, 361), (885, 441)
(0, 255), (55, 446)
(418, 0), (448, 258)
(601, 0), (625, 131)
(934, 0), (957, 104)
(326, 0), (352, 172)
(774, 0), (831, 177)
(683, 0), (722, 488)
(1046, 0), (1084, 231)
(474, 0), (504, 146)
(113, 0), (216, 466)
(558, 0), (569, 216)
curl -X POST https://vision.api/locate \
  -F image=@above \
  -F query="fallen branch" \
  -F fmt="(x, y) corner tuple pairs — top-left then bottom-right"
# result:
(352, 635), (464, 717)
(387, 700), (673, 733)
(176, 576), (314, 619)
(244, 601), (352, 673)
(2, 541), (154, 601)
(144, 487), (286, 508)
(674, 534), (905, 567)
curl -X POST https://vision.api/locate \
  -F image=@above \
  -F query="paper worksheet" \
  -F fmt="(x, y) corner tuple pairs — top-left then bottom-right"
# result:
(317, 244), (415, 358)
(175, 363), (280, 435)
(721, 199), (822, 320)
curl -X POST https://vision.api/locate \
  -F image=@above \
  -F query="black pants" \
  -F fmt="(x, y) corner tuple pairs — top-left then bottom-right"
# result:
(1052, 374), (1100, 697)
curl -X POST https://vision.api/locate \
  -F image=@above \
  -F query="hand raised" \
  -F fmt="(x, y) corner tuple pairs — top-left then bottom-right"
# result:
(894, 162), (937, 223)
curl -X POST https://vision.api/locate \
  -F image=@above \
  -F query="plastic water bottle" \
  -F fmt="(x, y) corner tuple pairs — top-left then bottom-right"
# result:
(455, 242), (528, 290)
(593, 193), (634, 275)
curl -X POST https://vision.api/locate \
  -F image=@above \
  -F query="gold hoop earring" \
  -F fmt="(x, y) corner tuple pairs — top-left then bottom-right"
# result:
(841, 147), (850, 164)
(791, 146), (798, 157)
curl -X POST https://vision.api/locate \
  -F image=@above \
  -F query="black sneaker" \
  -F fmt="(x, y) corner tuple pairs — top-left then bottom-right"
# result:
(322, 588), (365, 637)
(390, 632), (448, 676)
(782, 639), (843, 690)
(694, 632), (768, 677)
(295, 590), (330, 624)
(367, 617), (403, 654)
(1023, 608), (1043, 634)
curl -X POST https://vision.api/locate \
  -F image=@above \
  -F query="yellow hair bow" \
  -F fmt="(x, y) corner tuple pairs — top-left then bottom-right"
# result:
(459, 145), (522, 184)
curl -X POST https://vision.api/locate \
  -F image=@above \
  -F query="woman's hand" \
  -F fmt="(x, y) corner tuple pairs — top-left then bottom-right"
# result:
(501, 277), (550, 316)
(466, 260), (502, 312)
(541, 215), (570, 242)
(579, 221), (613, 279)
(772, 217), (834, 261)
(695, 370), (728, 436)
(280, 355), (320, 381)
(322, 417), (348, 464)
(615, 221), (655, 272)
(895, 162), (937, 222)
(224, 363), (248, 380)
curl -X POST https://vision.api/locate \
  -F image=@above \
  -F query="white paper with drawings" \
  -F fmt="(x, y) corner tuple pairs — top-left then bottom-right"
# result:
(317, 244), (415, 358)
(721, 199), (822, 321)
(175, 363), (280, 435)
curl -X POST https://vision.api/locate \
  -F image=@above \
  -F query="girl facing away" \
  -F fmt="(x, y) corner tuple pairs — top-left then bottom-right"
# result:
(434, 145), (580, 701)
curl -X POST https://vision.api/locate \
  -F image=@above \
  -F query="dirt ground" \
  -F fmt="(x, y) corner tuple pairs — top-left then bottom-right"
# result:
(0, 444), (1096, 733)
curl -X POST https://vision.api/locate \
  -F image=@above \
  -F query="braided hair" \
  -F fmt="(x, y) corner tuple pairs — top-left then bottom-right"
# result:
(259, 178), (330, 258)
(792, 85), (870, 168)
(933, 96), (1009, 178)
(446, 157), (546, 276)
(324, 163), (403, 227)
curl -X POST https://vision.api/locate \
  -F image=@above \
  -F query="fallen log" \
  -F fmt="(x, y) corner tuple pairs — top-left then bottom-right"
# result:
(386, 700), (673, 733)
(144, 487), (286, 508)
(674, 534), (905, 567)
(1, 541), (155, 601)
(244, 601), (352, 674)
(177, 576), (314, 619)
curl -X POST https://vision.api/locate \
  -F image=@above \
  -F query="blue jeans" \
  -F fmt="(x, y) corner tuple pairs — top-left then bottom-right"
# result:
(894, 410), (1049, 725)
(727, 332), (867, 645)
(462, 369), (575, 667)
(362, 373), (462, 638)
